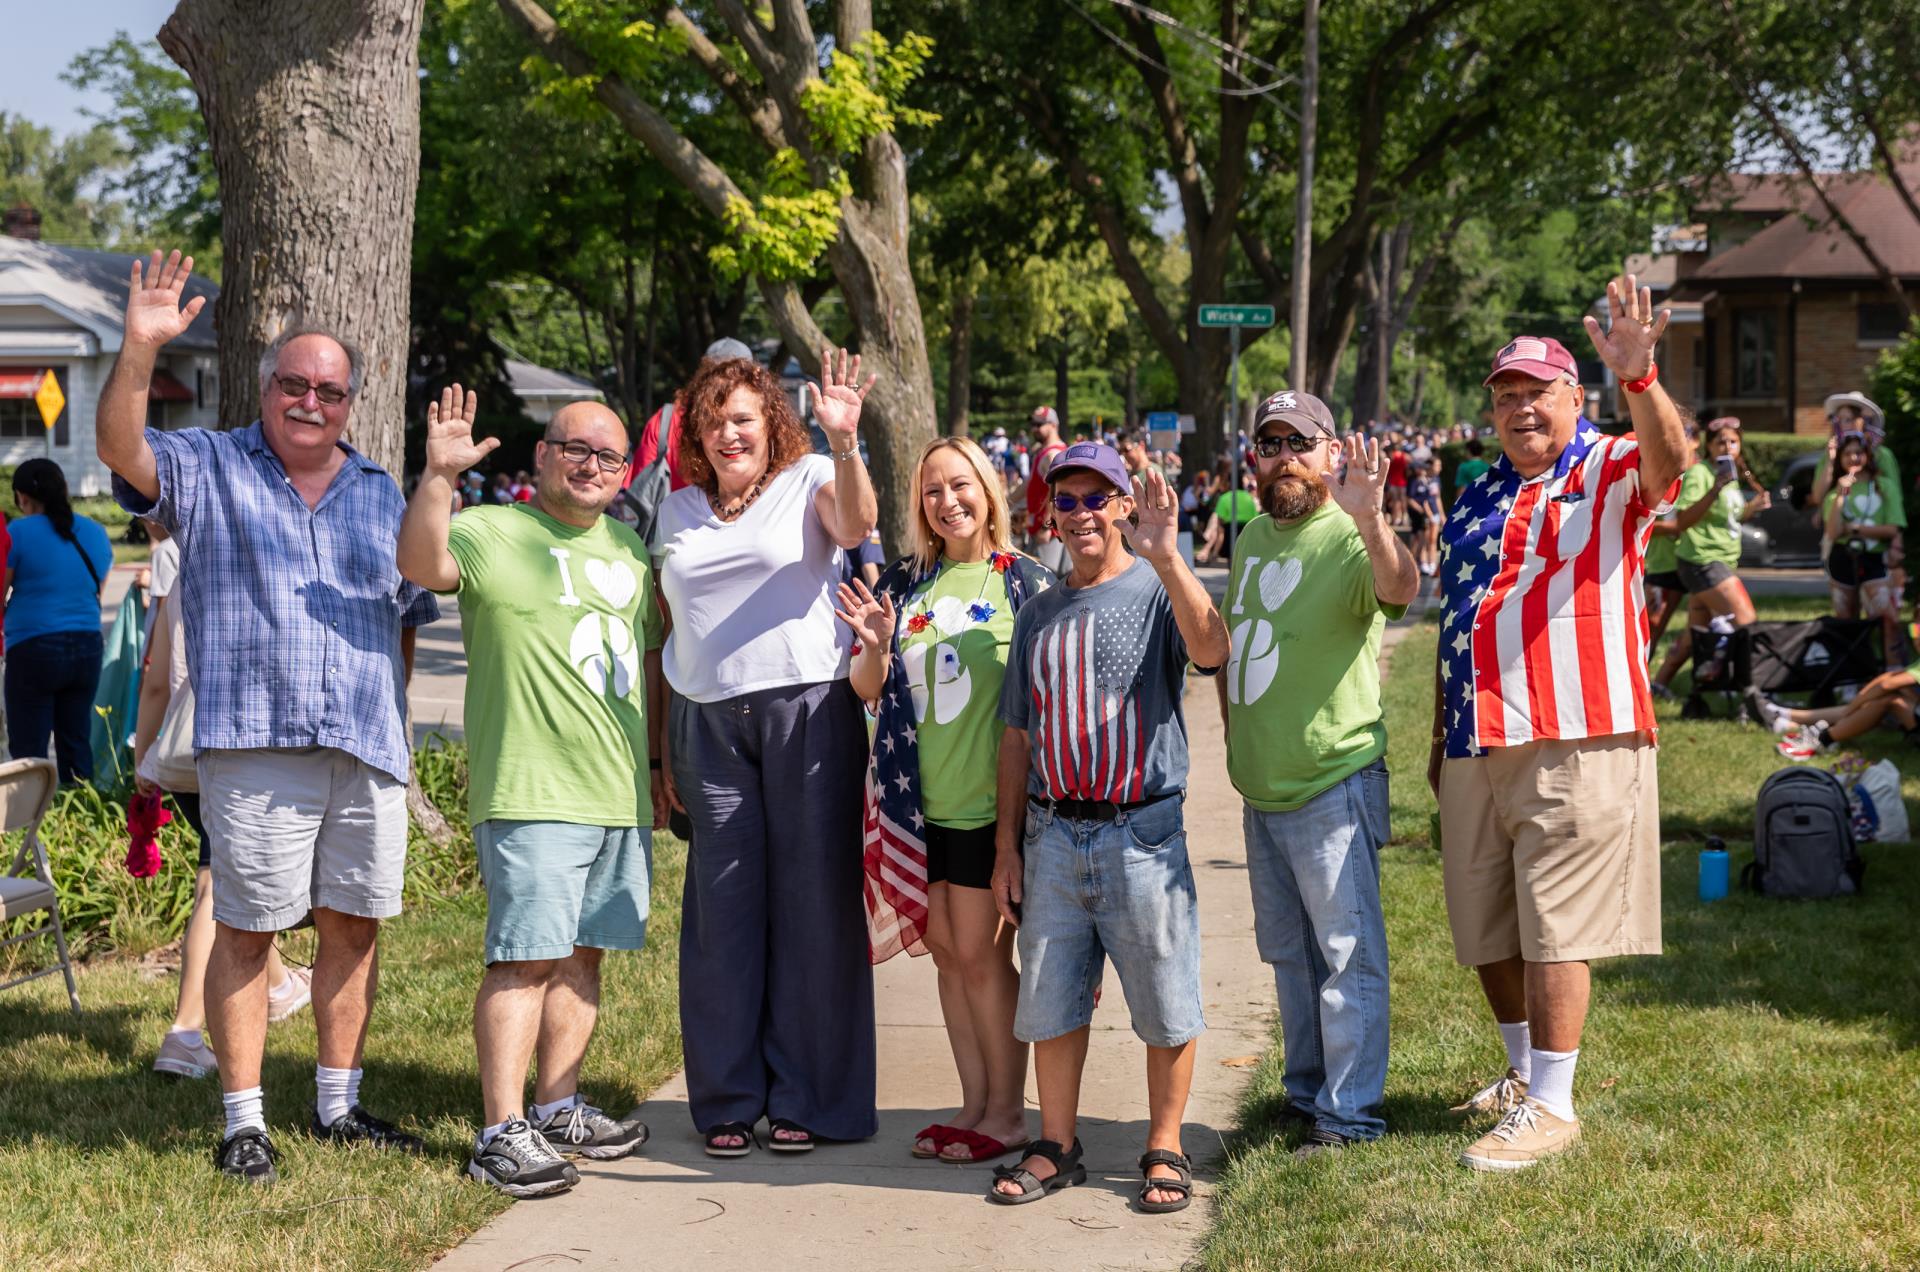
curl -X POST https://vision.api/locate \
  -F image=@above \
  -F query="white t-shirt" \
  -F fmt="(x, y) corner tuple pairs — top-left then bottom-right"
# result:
(654, 453), (852, 702)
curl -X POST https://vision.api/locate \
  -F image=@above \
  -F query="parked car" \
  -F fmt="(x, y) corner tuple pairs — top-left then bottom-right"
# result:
(1742, 449), (1828, 567)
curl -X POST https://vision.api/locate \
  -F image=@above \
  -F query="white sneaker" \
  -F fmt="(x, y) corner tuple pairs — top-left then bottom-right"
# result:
(267, 966), (312, 1023)
(153, 1028), (218, 1079)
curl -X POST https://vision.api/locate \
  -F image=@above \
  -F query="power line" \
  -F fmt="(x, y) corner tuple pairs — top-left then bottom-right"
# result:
(1064, 0), (1300, 110)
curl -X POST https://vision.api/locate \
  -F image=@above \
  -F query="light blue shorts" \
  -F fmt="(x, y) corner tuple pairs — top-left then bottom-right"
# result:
(1013, 795), (1205, 1048)
(475, 820), (652, 965)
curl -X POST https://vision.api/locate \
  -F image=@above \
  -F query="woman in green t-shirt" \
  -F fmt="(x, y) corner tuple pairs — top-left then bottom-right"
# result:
(1823, 431), (1904, 663)
(1668, 417), (1769, 705)
(836, 435), (1053, 1166)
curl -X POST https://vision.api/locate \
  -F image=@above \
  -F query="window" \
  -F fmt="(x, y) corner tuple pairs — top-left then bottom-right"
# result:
(0, 367), (69, 441)
(1859, 301), (1907, 344)
(1734, 310), (1778, 397)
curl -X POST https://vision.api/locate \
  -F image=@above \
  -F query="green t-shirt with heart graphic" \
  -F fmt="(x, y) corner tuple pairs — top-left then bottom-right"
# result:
(446, 503), (665, 827)
(898, 558), (1017, 828)
(1222, 504), (1407, 812)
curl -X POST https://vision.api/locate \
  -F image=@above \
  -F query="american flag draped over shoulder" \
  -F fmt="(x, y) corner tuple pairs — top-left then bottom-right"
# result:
(1437, 425), (1674, 759)
(862, 552), (1045, 963)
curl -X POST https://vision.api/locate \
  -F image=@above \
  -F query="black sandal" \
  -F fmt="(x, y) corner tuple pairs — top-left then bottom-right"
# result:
(703, 1121), (754, 1158)
(767, 1118), (815, 1152)
(987, 1137), (1085, 1205)
(1136, 1148), (1193, 1214)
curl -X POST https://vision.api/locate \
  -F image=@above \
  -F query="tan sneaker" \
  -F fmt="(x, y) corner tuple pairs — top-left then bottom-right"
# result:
(1459, 1099), (1580, 1171)
(1450, 1068), (1528, 1117)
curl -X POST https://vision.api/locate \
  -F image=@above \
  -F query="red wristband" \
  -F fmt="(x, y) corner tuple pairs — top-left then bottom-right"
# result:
(1622, 362), (1658, 394)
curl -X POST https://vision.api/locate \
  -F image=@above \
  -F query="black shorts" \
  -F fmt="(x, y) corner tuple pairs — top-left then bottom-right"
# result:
(171, 791), (210, 868)
(1675, 558), (1734, 593)
(1828, 545), (1889, 587)
(1645, 569), (1684, 594)
(1408, 509), (1429, 534)
(925, 820), (995, 890)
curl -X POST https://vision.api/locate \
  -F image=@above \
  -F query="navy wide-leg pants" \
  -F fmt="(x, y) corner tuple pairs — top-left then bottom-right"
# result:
(670, 678), (877, 1141)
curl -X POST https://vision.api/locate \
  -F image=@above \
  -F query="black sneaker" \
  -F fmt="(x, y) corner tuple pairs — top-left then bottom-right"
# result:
(1293, 1126), (1355, 1159)
(309, 1104), (425, 1154)
(215, 1127), (280, 1184)
(535, 1101), (650, 1161)
(468, 1118), (580, 1198)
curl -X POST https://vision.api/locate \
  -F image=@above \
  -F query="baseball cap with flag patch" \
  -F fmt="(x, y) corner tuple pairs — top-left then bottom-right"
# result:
(1483, 335), (1578, 387)
(1253, 388), (1336, 438)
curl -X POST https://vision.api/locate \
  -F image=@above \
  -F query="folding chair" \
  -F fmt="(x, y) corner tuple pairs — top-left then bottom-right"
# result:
(0, 759), (79, 1012)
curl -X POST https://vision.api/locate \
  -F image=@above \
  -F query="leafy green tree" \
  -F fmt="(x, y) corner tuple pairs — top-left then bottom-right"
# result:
(0, 114), (128, 246)
(63, 33), (219, 261)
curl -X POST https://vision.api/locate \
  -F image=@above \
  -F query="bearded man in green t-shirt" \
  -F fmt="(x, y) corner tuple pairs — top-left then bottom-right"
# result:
(1213, 388), (1419, 1154)
(400, 393), (666, 1198)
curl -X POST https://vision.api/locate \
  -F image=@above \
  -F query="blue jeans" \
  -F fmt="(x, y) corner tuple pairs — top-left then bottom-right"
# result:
(5, 630), (104, 783)
(1014, 794), (1205, 1048)
(1242, 760), (1391, 1140)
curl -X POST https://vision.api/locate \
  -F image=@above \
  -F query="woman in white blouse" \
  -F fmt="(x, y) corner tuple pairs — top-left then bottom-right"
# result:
(654, 346), (879, 1157)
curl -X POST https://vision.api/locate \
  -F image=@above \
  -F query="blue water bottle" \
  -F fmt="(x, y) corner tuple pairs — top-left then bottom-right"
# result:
(1698, 837), (1729, 902)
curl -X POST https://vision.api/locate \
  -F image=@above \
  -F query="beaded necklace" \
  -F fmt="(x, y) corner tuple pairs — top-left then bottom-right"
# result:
(904, 551), (1016, 635)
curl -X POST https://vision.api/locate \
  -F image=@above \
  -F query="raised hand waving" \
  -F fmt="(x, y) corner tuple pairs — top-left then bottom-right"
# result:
(124, 250), (207, 351)
(424, 384), (495, 477)
(1581, 272), (1668, 382)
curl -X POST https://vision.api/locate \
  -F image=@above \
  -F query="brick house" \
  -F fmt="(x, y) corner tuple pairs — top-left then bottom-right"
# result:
(1658, 162), (1920, 434)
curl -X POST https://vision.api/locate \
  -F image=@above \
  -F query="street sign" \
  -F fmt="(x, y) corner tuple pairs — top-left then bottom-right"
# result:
(33, 370), (63, 429)
(1197, 304), (1275, 328)
(1145, 410), (1180, 431)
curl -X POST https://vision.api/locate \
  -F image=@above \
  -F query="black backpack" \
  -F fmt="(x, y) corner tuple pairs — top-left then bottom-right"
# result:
(1744, 767), (1864, 898)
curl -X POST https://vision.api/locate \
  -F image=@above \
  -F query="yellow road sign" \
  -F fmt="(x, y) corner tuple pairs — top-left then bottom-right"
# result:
(33, 370), (64, 429)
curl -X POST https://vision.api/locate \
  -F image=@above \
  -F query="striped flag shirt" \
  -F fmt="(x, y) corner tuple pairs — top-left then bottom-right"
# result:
(1438, 426), (1677, 758)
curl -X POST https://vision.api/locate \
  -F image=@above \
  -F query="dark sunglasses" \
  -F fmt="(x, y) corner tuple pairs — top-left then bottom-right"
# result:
(1051, 491), (1120, 513)
(1254, 433), (1324, 457)
(272, 374), (348, 406)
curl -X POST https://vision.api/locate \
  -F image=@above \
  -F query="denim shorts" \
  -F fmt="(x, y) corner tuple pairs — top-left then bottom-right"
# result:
(475, 820), (652, 965)
(1013, 794), (1205, 1048)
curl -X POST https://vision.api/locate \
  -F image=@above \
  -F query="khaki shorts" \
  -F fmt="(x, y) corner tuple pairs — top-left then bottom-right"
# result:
(1438, 733), (1662, 965)
(199, 746), (409, 931)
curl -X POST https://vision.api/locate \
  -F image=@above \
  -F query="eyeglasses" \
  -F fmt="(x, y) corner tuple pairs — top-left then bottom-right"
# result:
(546, 438), (630, 473)
(272, 374), (348, 406)
(1254, 433), (1323, 457)
(1051, 492), (1120, 513)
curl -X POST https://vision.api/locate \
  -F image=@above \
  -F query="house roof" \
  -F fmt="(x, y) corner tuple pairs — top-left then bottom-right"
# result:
(0, 238), (220, 353)
(1681, 163), (1920, 287)
(504, 358), (602, 399)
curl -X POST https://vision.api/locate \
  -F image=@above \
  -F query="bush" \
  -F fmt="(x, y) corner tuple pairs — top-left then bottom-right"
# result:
(1869, 319), (1920, 591)
(0, 738), (478, 972)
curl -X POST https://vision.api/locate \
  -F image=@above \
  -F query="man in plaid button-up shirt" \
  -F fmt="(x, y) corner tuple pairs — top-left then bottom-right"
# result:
(99, 250), (437, 1185)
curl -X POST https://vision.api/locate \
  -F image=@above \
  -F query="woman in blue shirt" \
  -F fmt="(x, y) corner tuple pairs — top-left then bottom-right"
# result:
(5, 459), (114, 781)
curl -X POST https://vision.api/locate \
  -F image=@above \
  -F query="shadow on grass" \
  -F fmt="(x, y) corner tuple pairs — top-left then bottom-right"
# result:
(1598, 841), (1920, 1049)
(0, 998), (138, 1056)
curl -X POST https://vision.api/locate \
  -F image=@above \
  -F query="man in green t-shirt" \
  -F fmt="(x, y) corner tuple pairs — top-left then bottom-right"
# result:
(1213, 388), (1418, 1153)
(400, 392), (666, 1198)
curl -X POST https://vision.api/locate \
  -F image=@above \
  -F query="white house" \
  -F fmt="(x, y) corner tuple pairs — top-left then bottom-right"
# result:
(0, 235), (222, 495)
(503, 357), (603, 424)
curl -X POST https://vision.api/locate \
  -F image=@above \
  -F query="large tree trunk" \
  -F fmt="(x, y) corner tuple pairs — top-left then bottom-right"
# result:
(159, 0), (425, 478)
(945, 285), (973, 437)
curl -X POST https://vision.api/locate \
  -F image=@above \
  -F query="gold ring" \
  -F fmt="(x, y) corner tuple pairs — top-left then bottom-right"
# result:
(1638, 317), (1654, 330)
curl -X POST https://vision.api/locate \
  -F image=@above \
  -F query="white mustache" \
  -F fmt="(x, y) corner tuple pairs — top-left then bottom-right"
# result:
(286, 407), (326, 425)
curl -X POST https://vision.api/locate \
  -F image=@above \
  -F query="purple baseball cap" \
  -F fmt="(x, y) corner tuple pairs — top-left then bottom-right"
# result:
(1483, 335), (1578, 387)
(1044, 441), (1131, 492)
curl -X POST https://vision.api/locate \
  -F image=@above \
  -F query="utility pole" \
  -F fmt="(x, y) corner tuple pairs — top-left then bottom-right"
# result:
(1289, 0), (1319, 390)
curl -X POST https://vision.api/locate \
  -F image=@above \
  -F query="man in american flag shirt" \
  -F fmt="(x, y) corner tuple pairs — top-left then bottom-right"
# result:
(1432, 276), (1688, 1172)
(985, 442), (1228, 1212)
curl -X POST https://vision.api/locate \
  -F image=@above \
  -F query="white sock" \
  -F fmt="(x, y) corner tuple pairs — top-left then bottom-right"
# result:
(477, 1119), (512, 1149)
(1499, 1021), (1533, 1082)
(530, 1093), (580, 1123)
(1527, 1047), (1579, 1121)
(316, 1065), (360, 1127)
(222, 1086), (266, 1139)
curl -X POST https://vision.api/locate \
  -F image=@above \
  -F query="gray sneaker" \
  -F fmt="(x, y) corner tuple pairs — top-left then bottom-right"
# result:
(536, 1101), (650, 1161)
(154, 1029), (218, 1079)
(468, 1119), (579, 1198)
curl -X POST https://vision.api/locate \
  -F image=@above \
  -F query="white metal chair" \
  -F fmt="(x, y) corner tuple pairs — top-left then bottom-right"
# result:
(0, 759), (79, 1012)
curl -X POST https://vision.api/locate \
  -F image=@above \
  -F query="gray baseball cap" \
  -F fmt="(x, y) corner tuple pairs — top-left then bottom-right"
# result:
(1254, 388), (1336, 439)
(704, 337), (754, 362)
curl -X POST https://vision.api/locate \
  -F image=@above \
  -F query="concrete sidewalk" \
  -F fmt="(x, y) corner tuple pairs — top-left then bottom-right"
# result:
(435, 601), (1428, 1272)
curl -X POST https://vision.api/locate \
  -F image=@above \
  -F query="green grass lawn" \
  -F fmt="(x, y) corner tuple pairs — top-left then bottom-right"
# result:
(1202, 603), (1920, 1271)
(0, 838), (687, 1272)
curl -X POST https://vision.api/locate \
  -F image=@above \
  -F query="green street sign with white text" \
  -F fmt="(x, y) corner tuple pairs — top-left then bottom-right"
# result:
(1197, 304), (1275, 328)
